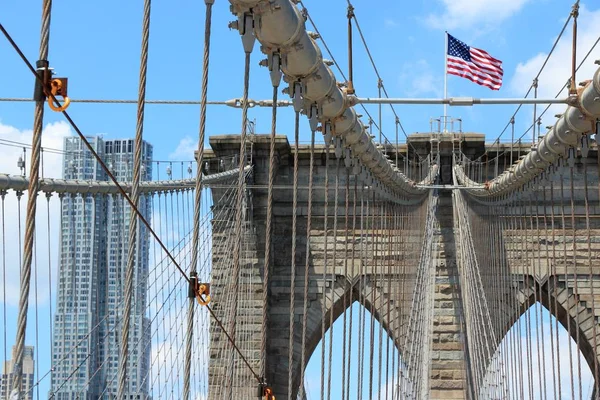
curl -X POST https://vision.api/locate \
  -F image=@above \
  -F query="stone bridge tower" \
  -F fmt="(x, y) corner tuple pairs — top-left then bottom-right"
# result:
(203, 133), (600, 399)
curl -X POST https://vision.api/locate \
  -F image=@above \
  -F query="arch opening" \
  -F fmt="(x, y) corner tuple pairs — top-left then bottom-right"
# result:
(303, 301), (407, 400)
(483, 301), (595, 399)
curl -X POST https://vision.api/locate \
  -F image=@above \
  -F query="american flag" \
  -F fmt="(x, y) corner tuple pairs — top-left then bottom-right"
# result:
(447, 33), (503, 90)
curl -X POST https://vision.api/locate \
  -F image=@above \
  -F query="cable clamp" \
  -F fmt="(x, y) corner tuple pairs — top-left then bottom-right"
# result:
(190, 274), (211, 306)
(47, 77), (71, 112)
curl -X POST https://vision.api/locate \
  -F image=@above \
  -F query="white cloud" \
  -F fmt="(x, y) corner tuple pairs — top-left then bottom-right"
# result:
(398, 59), (444, 97)
(0, 120), (72, 306)
(425, 0), (531, 30)
(509, 4), (600, 129)
(169, 136), (198, 161)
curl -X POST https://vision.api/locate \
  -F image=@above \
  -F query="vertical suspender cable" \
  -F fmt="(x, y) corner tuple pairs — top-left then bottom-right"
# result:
(184, 1), (214, 398)
(532, 79), (538, 147)
(346, 5), (355, 95)
(321, 143), (330, 400)
(327, 160), (340, 400)
(11, 0), (51, 396)
(368, 191), (376, 399)
(346, 179), (358, 400)
(288, 111), (300, 400)
(570, 1), (579, 95)
(227, 13), (256, 396)
(45, 193), (54, 388)
(341, 168), (350, 400)
(569, 157), (584, 400)
(262, 52), (282, 383)
(510, 118), (515, 167)
(117, 0), (151, 396)
(299, 129), (315, 398)
(582, 136), (600, 396)
(549, 167), (563, 397)
(559, 159), (577, 399)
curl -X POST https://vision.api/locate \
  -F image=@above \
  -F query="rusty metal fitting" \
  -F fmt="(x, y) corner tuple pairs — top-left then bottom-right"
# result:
(47, 77), (70, 112)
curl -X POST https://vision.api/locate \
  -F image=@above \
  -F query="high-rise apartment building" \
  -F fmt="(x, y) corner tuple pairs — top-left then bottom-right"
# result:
(51, 137), (153, 400)
(0, 346), (35, 400)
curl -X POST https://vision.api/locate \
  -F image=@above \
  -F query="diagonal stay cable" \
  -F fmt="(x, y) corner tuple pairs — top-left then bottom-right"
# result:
(494, 32), (600, 156)
(0, 21), (263, 384)
(345, 1), (410, 136)
(297, 0), (422, 161)
(474, 3), (575, 161)
(0, 22), (189, 282)
(462, 32), (600, 164)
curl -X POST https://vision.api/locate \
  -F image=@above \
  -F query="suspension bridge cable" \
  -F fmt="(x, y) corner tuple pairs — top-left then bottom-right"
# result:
(226, 39), (260, 393)
(8, 0), (51, 395)
(344, 0), (410, 140)
(297, 1), (422, 162)
(185, 0), (214, 398)
(288, 110), (300, 400)
(0, 97), (231, 105)
(0, 18), (264, 388)
(262, 74), (280, 385)
(299, 128), (315, 399)
(117, 0), (152, 395)
(466, 33), (600, 166)
(474, 0), (580, 161)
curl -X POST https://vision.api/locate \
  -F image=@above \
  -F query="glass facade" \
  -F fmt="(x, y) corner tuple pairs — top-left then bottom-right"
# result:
(51, 137), (153, 399)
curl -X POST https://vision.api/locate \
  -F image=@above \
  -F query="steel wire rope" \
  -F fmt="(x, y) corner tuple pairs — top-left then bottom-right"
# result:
(344, 0), (411, 139)
(64, 200), (191, 398)
(0, 22), (265, 386)
(327, 159), (341, 400)
(287, 110), (300, 400)
(540, 174), (560, 400)
(376, 202), (386, 400)
(175, 190), (184, 397)
(345, 178), (358, 400)
(136, 218), (222, 396)
(98, 274), (186, 399)
(367, 191), (377, 399)
(78, 230), (191, 399)
(581, 145), (599, 397)
(7, 0), (52, 394)
(472, 4), (575, 162)
(0, 97), (235, 105)
(469, 32), (600, 166)
(557, 159), (577, 400)
(533, 182), (549, 400)
(262, 73), (280, 383)
(185, 1), (214, 396)
(357, 187), (367, 399)
(383, 202), (393, 400)
(39, 187), (229, 396)
(117, 0), (152, 394)
(299, 129), (316, 399)
(568, 157), (584, 400)
(32, 214), (39, 400)
(523, 191), (536, 399)
(225, 41), (256, 396)
(320, 142), (331, 400)
(296, 1), (421, 162)
(112, 198), (204, 398)
(340, 168), (350, 400)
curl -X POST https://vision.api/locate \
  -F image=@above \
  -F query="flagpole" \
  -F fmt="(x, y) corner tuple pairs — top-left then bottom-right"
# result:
(444, 31), (448, 132)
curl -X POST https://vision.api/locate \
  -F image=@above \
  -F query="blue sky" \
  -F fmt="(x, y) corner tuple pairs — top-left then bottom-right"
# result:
(1, 0), (600, 398)
(2, 0), (600, 157)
